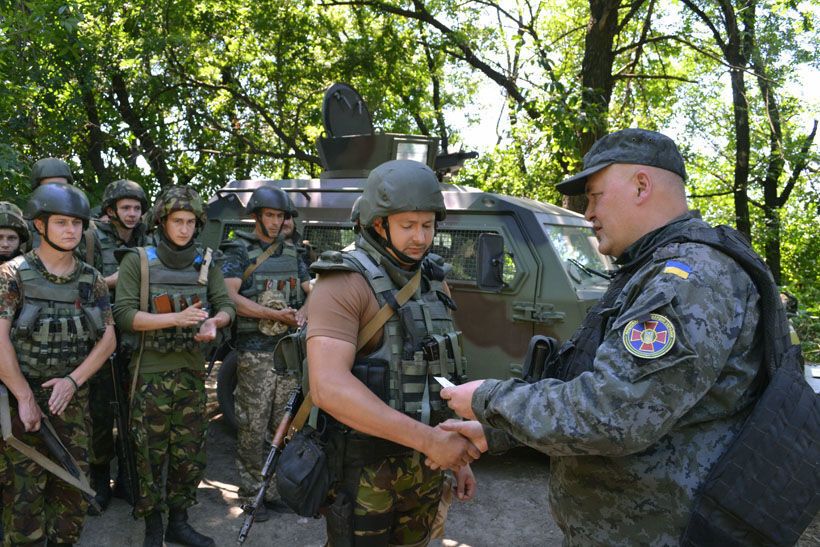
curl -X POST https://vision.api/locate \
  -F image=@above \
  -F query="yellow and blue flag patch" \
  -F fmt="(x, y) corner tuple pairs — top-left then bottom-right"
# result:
(663, 260), (691, 279)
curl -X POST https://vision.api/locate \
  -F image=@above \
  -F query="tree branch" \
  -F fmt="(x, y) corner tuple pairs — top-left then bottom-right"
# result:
(779, 120), (818, 208)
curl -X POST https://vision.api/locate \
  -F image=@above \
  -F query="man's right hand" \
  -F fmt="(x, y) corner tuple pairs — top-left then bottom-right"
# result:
(175, 302), (209, 327)
(273, 307), (298, 327)
(423, 426), (482, 471)
(18, 396), (43, 432)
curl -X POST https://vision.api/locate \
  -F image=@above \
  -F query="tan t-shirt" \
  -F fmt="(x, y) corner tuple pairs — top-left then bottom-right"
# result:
(306, 271), (382, 356)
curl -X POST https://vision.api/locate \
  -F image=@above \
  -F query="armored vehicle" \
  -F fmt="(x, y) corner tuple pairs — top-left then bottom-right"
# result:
(201, 84), (613, 429)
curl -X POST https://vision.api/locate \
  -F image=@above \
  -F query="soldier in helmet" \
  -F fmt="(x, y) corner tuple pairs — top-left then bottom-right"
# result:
(113, 185), (234, 547)
(280, 195), (312, 273)
(0, 183), (116, 545)
(27, 158), (75, 250)
(0, 202), (29, 263)
(85, 179), (150, 513)
(219, 184), (311, 521)
(306, 160), (477, 546)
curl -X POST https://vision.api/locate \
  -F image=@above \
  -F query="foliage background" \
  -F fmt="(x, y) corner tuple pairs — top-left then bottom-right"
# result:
(0, 0), (817, 357)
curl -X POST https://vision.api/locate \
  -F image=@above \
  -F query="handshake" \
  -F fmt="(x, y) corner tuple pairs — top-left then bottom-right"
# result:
(422, 380), (489, 472)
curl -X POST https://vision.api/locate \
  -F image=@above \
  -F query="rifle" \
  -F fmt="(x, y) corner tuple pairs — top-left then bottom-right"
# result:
(109, 353), (140, 509)
(0, 384), (101, 513)
(237, 388), (303, 544)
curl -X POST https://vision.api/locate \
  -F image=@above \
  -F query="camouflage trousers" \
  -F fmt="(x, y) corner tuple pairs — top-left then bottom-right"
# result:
(130, 368), (207, 519)
(235, 349), (299, 501)
(2, 384), (91, 545)
(88, 361), (115, 466)
(328, 450), (445, 547)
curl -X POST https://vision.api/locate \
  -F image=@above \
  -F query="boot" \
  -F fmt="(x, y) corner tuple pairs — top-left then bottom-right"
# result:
(165, 508), (215, 547)
(143, 511), (164, 547)
(87, 464), (112, 515)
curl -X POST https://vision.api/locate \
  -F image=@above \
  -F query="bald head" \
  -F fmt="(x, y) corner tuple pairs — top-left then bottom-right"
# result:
(584, 164), (688, 257)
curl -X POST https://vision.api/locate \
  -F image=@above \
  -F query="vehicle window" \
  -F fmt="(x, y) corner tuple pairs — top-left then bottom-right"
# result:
(432, 229), (516, 284)
(302, 225), (356, 255)
(543, 224), (613, 285)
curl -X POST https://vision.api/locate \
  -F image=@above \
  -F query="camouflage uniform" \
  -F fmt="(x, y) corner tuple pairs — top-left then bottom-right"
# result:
(112, 186), (235, 540)
(474, 216), (764, 545)
(220, 231), (309, 502)
(0, 250), (112, 545)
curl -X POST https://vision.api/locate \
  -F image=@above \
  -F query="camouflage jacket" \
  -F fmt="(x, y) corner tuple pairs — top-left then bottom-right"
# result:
(473, 218), (764, 545)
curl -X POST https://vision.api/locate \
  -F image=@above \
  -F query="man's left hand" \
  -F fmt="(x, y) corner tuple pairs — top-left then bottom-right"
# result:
(455, 464), (477, 501)
(441, 380), (484, 420)
(194, 318), (217, 342)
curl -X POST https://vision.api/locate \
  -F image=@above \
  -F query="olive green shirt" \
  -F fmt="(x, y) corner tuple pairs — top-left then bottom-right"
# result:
(113, 250), (235, 374)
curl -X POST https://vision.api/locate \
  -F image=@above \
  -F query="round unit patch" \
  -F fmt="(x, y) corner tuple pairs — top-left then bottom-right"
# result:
(622, 313), (676, 359)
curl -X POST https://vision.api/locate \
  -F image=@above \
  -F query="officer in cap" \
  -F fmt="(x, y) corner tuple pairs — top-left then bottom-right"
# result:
(113, 186), (234, 547)
(440, 128), (775, 544)
(306, 160), (477, 546)
(85, 179), (150, 513)
(0, 202), (29, 263)
(219, 185), (311, 521)
(0, 183), (116, 545)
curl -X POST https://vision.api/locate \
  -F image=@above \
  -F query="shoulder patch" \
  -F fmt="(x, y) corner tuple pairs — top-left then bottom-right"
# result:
(622, 313), (676, 359)
(663, 260), (691, 279)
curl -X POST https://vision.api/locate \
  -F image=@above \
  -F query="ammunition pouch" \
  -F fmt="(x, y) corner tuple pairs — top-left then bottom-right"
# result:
(325, 490), (354, 547)
(13, 302), (41, 338)
(273, 328), (306, 376)
(521, 335), (560, 383)
(276, 425), (331, 517)
(352, 358), (389, 404)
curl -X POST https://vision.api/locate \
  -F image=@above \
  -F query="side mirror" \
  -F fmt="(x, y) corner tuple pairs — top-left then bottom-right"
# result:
(476, 232), (505, 292)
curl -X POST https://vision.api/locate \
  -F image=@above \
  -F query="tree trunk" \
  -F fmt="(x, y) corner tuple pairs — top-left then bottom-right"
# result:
(563, 0), (622, 214)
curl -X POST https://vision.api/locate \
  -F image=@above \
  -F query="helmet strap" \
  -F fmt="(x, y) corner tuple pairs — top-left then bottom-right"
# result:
(365, 219), (427, 267)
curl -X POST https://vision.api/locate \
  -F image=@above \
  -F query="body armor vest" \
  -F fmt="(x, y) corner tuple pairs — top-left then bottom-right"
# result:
(10, 256), (104, 379)
(94, 222), (128, 277)
(345, 238), (465, 426)
(234, 232), (304, 335)
(142, 245), (210, 352)
(546, 220), (781, 382)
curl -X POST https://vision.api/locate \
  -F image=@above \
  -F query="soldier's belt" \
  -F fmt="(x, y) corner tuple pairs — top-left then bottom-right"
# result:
(0, 384), (96, 497)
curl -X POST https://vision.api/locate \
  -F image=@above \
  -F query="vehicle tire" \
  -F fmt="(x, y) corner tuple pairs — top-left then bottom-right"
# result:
(217, 350), (239, 433)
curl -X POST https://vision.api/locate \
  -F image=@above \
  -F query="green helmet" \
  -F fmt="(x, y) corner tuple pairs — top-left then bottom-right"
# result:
(102, 179), (149, 213)
(30, 158), (74, 188)
(26, 183), (91, 229)
(0, 201), (29, 243)
(153, 185), (206, 226)
(245, 186), (292, 217)
(358, 160), (445, 227)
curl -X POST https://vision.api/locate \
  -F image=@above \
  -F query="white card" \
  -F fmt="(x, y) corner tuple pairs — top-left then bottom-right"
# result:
(434, 376), (456, 388)
(811, 366), (820, 379)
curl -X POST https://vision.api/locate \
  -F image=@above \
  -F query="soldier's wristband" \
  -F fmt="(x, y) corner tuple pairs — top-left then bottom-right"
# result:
(65, 375), (79, 392)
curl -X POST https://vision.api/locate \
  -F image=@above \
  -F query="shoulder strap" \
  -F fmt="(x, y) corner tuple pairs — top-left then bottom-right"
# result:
(289, 268), (423, 434)
(84, 226), (96, 265)
(129, 248), (150, 408)
(241, 241), (282, 282)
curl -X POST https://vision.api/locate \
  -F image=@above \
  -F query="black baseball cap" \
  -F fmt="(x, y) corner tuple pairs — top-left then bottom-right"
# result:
(556, 128), (687, 195)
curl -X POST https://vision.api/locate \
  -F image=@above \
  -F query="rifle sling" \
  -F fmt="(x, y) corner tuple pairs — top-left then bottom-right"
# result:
(242, 240), (282, 282)
(128, 247), (150, 407)
(0, 385), (95, 497)
(289, 269), (422, 434)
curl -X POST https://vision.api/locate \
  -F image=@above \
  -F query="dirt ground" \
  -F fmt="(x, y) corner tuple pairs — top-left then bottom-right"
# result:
(77, 365), (820, 546)
(78, 369), (563, 547)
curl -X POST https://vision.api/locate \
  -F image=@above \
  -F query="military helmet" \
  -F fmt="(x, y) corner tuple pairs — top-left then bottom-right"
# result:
(30, 158), (74, 188)
(102, 179), (149, 213)
(26, 183), (91, 228)
(245, 186), (292, 217)
(350, 196), (362, 223)
(153, 185), (206, 225)
(0, 201), (29, 243)
(358, 160), (446, 227)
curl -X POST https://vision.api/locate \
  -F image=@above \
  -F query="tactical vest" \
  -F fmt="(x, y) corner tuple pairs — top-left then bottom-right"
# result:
(314, 238), (466, 426)
(234, 232), (304, 335)
(10, 256), (105, 379)
(141, 245), (210, 352)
